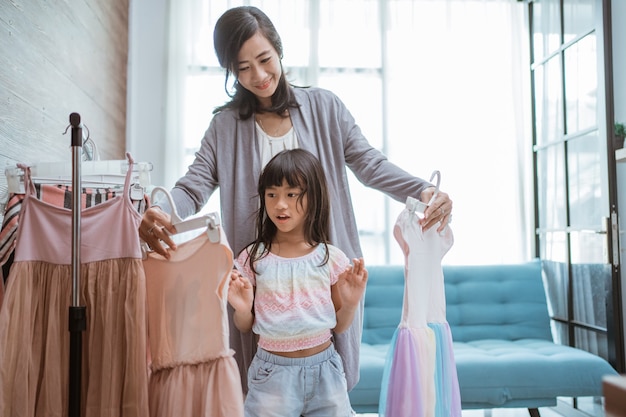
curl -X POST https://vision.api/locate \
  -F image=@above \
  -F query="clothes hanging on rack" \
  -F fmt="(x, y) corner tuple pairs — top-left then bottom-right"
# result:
(0, 181), (149, 287)
(378, 195), (461, 417)
(0, 192), (20, 306)
(142, 211), (243, 417)
(0, 155), (150, 417)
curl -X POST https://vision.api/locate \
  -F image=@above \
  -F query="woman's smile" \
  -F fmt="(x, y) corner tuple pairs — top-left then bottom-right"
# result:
(257, 79), (272, 90)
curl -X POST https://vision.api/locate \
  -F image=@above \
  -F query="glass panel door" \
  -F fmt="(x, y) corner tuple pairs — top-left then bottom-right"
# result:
(529, 2), (624, 413)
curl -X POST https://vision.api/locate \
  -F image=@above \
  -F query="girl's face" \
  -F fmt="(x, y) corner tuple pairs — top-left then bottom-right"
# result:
(264, 179), (307, 236)
(236, 32), (282, 108)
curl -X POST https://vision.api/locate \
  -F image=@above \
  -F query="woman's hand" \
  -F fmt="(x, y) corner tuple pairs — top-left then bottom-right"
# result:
(419, 186), (453, 232)
(139, 206), (178, 259)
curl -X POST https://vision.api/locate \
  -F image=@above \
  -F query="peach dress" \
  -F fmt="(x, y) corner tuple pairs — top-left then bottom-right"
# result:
(0, 155), (149, 417)
(143, 224), (243, 417)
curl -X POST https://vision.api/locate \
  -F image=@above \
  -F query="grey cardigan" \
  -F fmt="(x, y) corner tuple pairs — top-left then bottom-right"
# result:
(162, 86), (432, 391)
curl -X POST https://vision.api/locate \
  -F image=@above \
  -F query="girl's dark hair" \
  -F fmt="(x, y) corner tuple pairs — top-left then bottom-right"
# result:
(246, 149), (331, 274)
(213, 6), (298, 119)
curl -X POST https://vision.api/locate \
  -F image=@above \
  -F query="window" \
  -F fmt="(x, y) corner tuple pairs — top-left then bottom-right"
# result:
(169, 0), (531, 265)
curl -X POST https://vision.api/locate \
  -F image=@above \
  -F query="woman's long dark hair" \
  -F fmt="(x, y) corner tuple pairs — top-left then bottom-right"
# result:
(213, 6), (298, 119)
(246, 149), (331, 274)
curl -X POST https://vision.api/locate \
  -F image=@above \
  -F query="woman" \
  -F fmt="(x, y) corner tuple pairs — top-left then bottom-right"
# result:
(140, 5), (453, 395)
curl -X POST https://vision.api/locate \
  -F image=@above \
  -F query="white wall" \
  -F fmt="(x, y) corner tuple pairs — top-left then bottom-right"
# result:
(126, 0), (169, 187)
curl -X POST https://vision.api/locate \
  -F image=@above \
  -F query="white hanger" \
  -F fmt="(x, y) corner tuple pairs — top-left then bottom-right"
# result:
(150, 186), (221, 243)
(4, 160), (153, 194)
(406, 170), (441, 214)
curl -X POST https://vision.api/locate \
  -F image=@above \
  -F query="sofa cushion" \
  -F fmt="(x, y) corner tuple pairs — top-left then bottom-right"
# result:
(351, 337), (617, 412)
(444, 262), (552, 342)
(361, 265), (404, 345)
(349, 343), (390, 413)
(455, 339), (618, 408)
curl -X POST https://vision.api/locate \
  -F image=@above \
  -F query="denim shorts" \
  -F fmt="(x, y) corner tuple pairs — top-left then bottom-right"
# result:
(244, 344), (352, 417)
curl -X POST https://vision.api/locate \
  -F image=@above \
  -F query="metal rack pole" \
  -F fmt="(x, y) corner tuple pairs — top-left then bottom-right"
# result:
(68, 112), (86, 417)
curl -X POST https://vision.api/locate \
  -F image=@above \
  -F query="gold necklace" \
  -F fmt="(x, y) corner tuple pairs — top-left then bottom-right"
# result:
(257, 112), (289, 137)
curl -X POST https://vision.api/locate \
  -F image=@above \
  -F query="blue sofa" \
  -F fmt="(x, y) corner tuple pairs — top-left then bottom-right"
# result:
(349, 261), (619, 415)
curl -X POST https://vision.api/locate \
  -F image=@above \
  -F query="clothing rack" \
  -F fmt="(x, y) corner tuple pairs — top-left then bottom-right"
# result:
(4, 160), (153, 194)
(68, 112), (85, 417)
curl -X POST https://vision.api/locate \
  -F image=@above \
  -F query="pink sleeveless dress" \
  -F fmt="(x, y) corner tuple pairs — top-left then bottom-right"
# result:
(379, 196), (461, 417)
(0, 154), (149, 417)
(143, 224), (244, 417)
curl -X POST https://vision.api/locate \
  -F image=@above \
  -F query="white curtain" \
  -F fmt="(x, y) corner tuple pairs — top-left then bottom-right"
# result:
(163, 0), (184, 188)
(163, 0), (533, 265)
(380, 0), (533, 265)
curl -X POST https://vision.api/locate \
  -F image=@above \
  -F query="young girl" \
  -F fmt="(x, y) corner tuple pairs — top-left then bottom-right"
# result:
(228, 149), (367, 417)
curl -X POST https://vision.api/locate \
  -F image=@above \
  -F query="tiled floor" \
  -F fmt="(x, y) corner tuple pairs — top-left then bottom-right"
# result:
(460, 409), (567, 417)
(357, 398), (606, 417)
(357, 412), (564, 417)
(356, 411), (562, 417)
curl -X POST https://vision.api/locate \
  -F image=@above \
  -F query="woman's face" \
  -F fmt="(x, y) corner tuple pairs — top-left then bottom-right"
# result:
(236, 32), (282, 108)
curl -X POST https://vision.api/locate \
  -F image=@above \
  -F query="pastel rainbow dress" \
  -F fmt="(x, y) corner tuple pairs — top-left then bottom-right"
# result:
(378, 196), (461, 417)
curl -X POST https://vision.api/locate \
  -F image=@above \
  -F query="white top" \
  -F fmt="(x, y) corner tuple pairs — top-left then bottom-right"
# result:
(255, 122), (299, 168)
(236, 244), (350, 352)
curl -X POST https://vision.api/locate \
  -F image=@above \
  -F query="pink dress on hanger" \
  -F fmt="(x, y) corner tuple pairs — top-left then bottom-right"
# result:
(0, 182), (149, 307)
(379, 195), (461, 417)
(142, 222), (244, 417)
(0, 154), (149, 417)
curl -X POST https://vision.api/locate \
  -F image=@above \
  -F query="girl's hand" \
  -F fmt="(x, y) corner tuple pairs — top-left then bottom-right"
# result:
(332, 258), (368, 334)
(227, 270), (255, 333)
(336, 258), (368, 309)
(227, 270), (254, 312)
